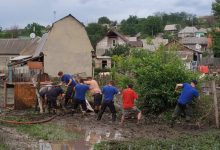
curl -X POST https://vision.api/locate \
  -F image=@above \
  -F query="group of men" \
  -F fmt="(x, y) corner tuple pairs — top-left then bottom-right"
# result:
(40, 71), (199, 126)
(39, 71), (142, 124)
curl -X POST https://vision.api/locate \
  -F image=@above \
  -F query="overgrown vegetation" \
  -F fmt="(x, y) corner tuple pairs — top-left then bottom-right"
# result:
(111, 46), (198, 113)
(94, 130), (220, 150)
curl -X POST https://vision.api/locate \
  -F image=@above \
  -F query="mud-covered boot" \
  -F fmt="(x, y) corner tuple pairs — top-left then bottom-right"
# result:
(112, 113), (116, 122)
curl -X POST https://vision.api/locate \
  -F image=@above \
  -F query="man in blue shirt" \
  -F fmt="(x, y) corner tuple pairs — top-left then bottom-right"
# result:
(170, 80), (199, 127)
(97, 81), (120, 122)
(46, 84), (65, 114)
(73, 78), (90, 113)
(58, 71), (77, 107)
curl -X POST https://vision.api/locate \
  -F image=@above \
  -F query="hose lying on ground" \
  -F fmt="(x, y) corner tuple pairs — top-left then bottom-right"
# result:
(0, 115), (56, 125)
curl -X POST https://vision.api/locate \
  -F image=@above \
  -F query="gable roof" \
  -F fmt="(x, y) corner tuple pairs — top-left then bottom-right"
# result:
(0, 38), (39, 55)
(165, 39), (202, 54)
(180, 37), (208, 45)
(179, 26), (198, 34)
(197, 28), (208, 33)
(164, 24), (177, 31)
(106, 30), (143, 47)
(52, 14), (85, 27)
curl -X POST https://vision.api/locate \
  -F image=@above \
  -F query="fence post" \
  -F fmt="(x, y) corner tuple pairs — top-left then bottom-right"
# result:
(212, 80), (219, 128)
(3, 82), (7, 107)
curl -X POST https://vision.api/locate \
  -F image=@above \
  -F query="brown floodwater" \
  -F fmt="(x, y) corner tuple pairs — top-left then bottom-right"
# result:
(39, 125), (123, 150)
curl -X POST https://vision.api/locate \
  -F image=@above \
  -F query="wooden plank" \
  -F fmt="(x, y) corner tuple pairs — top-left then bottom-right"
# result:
(28, 61), (43, 69)
(212, 80), (219, 128)
(3, 82), (7, 107)
(32, 78), (43, 114)
(14, 83), (36, 110)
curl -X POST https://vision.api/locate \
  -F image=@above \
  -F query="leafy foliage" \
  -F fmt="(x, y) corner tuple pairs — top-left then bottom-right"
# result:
(98, 16), (111, 24)
(212, 30), (220, 57)
(23, 22), (46, 37)
(112, 47), (198, 113)
(86, 23), (108, 48)
(104, 44), (130, 57)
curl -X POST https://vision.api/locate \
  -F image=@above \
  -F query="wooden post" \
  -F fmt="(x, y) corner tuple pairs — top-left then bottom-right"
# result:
(3, 82), (7, 107)
(32, 78), (43, 114)
(212, 80), (219, 128)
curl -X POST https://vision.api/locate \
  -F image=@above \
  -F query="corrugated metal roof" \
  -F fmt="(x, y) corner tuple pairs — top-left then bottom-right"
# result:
(20, 33), (48, 57)
(164, 24), (177, 31)
(0, 38), (37, 55)
(180, 37), (208, 45)
(179, 26), (198, 34)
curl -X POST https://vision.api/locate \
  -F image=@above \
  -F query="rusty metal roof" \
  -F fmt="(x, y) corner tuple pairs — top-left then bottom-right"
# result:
(0, 38), (38, 55)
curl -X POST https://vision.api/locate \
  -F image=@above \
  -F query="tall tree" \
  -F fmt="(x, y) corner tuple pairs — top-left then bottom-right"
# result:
(212, 0), (220, 57)
(86, 23), (108, 48)
(23, 22), (46, 37)
(98, 16), (111, 24)
(120, 15), (139, 36)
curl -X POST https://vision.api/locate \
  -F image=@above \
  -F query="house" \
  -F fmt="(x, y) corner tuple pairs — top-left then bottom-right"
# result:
(164, 24), (177, 32)
(95, 56), (111, 69)
(142, 37), (168, 51)
(178, 26), (198, 38)
(9, 14), (94, 78)
(165, 39), (203, 69)
(96, 30), (143, 56)
(179, 37), (208, 52)
(0, 38), (39, 73)
(195, 28), (208, 37)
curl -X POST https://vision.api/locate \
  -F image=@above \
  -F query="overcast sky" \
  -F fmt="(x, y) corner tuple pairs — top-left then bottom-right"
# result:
(0, 0), (215, 29)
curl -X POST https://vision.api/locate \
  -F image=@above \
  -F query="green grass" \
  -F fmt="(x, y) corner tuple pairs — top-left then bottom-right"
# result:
(0, 144), (9, 150)
(0, 116), (81, 141)
(16, 123), (81, 141)
(94, 131), (220, 150)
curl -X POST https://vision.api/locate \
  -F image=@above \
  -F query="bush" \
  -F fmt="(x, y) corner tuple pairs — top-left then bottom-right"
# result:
(112, 47), (198, 113)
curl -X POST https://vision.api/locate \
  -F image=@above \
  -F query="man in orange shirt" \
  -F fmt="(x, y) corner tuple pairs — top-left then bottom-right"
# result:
(120, 84), (141, 124)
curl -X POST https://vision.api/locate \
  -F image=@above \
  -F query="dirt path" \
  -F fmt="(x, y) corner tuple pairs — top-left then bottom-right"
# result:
(0, 125), (38, 150)
(0, 110), (213, 150)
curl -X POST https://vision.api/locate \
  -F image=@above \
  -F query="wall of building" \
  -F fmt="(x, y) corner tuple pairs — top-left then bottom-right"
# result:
(96, 36), (126, 56)
(0, 55), (17, 72)
(43, 16), (93, 77)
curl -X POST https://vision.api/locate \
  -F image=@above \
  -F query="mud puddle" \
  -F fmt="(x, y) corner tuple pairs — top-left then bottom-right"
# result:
(39, 125), (123, 150)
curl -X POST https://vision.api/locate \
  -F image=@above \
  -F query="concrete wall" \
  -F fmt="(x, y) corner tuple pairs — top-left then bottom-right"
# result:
(0, 55), (17, 72)
(44, 16), (93, 77)
(96, 36), (126, 56)
(95, 58), (111, 69)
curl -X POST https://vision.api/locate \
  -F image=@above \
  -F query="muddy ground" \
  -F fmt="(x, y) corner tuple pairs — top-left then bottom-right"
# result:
(0, 109), (214, 150)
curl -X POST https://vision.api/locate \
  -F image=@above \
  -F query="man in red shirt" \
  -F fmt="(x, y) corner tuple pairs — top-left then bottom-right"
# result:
(120, 84), (141, 124)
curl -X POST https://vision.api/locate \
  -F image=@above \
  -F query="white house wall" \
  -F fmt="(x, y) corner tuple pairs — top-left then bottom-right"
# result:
(43, 16), (93, 77)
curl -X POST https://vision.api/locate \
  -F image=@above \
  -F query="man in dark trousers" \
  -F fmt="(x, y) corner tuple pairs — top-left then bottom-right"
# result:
(84, 77), (102, 113)
(46, 84), (65, 113)
(73, 78), (90, 114)
(58, 71), (77, 107)
(97, 81), (119, 122)
(170, 80), (199, 127)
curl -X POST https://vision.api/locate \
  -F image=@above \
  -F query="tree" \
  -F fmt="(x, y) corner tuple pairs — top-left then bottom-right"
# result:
(23, 22), (46, 37)
(98, 16), (111, 24)
(212, 0), (220, 57)
(213, 0), (220, 20)
(86, 23), (108, 48)
(112, 47), (198, 113)
(104, 44), (130, 56)
(120, 15), (139, 36)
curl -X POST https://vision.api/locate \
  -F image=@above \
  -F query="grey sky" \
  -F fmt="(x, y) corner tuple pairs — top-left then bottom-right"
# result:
(0, 0), (215, 29)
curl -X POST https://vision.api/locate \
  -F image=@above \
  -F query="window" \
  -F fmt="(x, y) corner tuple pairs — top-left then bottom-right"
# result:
(102, 60), (107, 69)
(112, 39), (116, 46)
